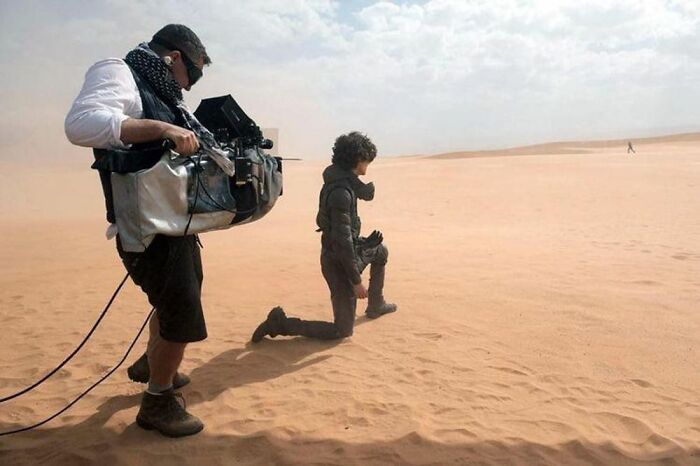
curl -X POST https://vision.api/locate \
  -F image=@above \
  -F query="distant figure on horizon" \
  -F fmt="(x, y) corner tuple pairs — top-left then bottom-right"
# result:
(627, 141), (636, 154)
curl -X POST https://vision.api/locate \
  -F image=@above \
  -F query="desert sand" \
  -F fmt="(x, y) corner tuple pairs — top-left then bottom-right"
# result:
(0, 134), (698, 465)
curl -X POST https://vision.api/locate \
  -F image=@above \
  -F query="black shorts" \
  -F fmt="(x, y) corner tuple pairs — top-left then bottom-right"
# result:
(116, 234), (207, 343)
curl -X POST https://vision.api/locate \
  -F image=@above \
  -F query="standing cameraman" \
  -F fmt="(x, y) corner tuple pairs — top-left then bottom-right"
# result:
(65, 24), (211, 438)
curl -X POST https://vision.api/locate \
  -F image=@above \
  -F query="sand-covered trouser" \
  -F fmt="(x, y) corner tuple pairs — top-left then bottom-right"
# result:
(277, 242), (390, 340)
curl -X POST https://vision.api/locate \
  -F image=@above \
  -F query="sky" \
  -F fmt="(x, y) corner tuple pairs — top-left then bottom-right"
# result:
(0, 0), (699, 159)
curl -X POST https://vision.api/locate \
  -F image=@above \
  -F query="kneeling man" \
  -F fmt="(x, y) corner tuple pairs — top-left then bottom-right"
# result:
(252, 132), (397, 341)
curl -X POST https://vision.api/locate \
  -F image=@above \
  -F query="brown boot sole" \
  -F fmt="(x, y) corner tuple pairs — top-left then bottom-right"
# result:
(366, 306), (398, 319)
(136, 415), (204, 438)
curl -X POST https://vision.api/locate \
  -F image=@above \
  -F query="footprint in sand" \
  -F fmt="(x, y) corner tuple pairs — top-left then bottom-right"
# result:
(629, 378), (653, 388)
(632, 280), (660, 287)
(671, 252), (699, 261)
(487, 365), (529, 376)
(413, 332), (443, 341)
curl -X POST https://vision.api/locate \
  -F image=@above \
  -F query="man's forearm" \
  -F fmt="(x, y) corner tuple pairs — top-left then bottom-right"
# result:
(120, 118), (170, 145)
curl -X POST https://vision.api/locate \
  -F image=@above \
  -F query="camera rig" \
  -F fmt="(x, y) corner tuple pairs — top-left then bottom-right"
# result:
(95, 94), (283, 253)
(182, 95), (283, 223)
(194, 94), (274, 149)
(194, 95), (276, 186)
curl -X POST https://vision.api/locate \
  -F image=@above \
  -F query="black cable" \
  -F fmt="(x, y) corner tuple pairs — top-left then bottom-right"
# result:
(193, 156), (237, 213)
(0, 220), (196, 435)
(0, 306), (155, 436)
(185, 154), (229, 214)
(191, 155), (263, 216)
(0, 272), (131, 403)
(183, 154), (200, 234)
(0, 145), (223, 435)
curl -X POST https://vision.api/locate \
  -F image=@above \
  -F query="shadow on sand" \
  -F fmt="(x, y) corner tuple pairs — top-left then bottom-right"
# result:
(1, 315), (696, 465)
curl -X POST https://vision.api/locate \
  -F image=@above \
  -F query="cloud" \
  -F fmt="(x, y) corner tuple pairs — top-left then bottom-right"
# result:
(0, 0), (698, 158)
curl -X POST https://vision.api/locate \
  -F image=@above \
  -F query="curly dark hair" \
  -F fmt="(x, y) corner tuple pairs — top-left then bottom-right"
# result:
(331, 132), (377, 170)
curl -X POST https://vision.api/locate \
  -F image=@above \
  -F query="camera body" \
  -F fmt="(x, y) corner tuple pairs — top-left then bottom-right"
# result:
(186, 95), (283, 223)
(194, 95), (278, 186)
(104, 94), (283, 253)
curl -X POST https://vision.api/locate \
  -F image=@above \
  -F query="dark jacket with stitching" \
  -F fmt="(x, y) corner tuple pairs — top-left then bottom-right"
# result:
(316, 164), (374, 285)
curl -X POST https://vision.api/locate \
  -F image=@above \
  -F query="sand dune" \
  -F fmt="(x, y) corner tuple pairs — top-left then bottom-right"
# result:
(429, 131), (700, 159)
(0, 136), (699, 465)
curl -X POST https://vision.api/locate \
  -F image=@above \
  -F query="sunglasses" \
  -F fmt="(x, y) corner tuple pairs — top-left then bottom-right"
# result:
(152, 37), (203, 86)
(179, 51), (203, 86)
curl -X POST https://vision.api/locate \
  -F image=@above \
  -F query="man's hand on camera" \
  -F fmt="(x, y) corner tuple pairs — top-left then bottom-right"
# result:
(353, 282), (368, 299)
(120, 119), (201, 154)
(162, 124), (200, 156)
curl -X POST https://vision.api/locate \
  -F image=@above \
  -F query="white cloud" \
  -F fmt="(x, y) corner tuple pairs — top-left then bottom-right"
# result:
(0, 0), (698, 158)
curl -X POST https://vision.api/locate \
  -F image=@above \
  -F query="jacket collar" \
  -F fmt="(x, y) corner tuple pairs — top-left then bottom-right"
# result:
(323, 164), (375, 201)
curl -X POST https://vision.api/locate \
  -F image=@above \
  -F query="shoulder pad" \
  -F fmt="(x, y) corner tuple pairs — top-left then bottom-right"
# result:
(326, 186), (353, 209)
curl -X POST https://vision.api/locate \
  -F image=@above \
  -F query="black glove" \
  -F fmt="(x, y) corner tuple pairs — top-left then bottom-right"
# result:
(364, 230), (383, 248)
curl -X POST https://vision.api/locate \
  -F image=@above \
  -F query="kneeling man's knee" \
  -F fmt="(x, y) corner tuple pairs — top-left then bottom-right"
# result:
(335, 319), (354, 338)
(377, 244), (389, 264)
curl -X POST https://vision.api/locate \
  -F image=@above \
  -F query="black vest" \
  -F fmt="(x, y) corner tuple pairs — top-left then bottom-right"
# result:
(91, 66), (185, 223)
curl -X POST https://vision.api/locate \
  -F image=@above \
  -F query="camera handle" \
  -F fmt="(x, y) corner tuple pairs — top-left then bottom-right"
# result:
(162, 138), (176, 150)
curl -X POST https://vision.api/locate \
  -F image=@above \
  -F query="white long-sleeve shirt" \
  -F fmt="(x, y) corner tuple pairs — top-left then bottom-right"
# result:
(65, 58), (143, 149)
(66, 58), (146, 238)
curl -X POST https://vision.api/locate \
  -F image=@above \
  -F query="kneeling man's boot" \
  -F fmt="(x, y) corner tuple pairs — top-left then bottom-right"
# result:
(251, 307), (287, 343)
(365, 301), (397, 319)
(136, 389), (203, 437)
(365, 264), (397, 319)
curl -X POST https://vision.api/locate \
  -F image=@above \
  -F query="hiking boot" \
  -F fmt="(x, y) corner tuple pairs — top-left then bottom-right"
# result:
(251, 306), (287, 343)
(366, 257), (395, 320)
(127, 353), (191, 389)
(365, 302), (397, 319)
(136, 389), (203, 437)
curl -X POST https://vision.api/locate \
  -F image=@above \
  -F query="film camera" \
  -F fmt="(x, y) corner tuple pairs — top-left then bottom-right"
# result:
(194, 95), (279, 186)
(186, 95), (283, 221)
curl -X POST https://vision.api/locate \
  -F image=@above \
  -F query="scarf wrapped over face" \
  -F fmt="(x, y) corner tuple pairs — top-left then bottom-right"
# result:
(124, 43), (234, 176)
